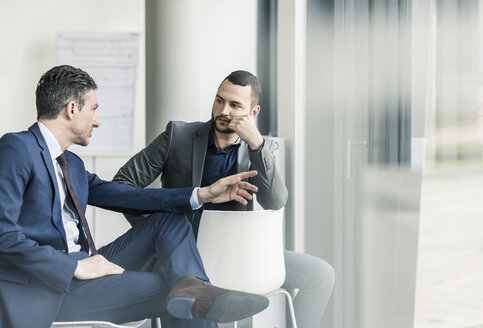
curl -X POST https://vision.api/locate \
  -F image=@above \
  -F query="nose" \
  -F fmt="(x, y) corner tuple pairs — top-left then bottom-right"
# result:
(93, 114), (100, 128)
(220, 103), (230, 116)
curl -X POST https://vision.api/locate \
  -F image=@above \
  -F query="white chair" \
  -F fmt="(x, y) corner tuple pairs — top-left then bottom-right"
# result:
(197, 208), (297, 328)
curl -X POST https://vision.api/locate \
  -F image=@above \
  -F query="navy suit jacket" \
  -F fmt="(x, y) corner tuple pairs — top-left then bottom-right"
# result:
(0, 123), (193, 327)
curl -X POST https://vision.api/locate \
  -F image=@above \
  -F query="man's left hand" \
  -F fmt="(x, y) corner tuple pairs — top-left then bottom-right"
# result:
(229, 115), (264, 150)
(197, 170), (259, 205)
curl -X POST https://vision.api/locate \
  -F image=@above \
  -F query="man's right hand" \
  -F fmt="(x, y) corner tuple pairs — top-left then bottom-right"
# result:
(197, 170), (258, 205)
(74, 254), (125, 280)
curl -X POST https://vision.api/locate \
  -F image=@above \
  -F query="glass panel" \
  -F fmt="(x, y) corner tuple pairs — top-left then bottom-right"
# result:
(414, 0), (483, 327)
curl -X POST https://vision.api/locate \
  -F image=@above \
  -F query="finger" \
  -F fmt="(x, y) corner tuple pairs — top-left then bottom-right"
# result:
(233, 170), (257, 180)
(228, 119), (243, 130)
(238, 181), (258, 193)
(228, 121), (239, 130)
(237, 189), (253, 200)
(231, 194), (248, 205)
(103, 262), (125, 275)
(220, 175), (242, 186)
(230, 114), (250, 120)
(106, 260), (125, 272)
(108, 267), (125, 275)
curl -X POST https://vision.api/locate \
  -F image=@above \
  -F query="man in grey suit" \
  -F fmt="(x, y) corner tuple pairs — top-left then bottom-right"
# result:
(114, 70), (335, 328)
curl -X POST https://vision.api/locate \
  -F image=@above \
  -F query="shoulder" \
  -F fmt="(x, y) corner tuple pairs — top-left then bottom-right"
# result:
(0, 130), (35, 155)
(64, 150), (85, 168)
(162, 120), (208, 142)
(264, 137), (280, 152)
(64, 150), (82, 161)
(0, 130), (33, 144)
(169, 121), (206, 134)
(0, 131), (35, 171)
(149, 120), (204, 145)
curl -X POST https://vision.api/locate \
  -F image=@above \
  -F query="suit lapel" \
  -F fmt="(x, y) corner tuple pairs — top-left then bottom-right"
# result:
(192, 121), (211, 186)
(237, 141), (250, 174)
(29, 123), (68, 246)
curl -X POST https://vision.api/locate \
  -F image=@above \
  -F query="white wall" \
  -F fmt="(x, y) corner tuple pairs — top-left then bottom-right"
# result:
(0, 0), (146, 246)
(0, 0), (258, 247)
(145, 0), (257, 143)
(199, 0), (258, 120)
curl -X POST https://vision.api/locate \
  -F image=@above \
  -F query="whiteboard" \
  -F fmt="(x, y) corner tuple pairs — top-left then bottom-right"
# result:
(56, 35), (139, 155)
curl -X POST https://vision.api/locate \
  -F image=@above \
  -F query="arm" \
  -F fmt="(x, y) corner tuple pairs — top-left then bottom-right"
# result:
(229, 116), (288, 209)
(113, 122), (173, 225)
(113, 121), (173, 188)
(247, 138), (288, 209)
(89, 170), (259, 214)
(88, 172), (194, 214)
(0, 134), (77, 292)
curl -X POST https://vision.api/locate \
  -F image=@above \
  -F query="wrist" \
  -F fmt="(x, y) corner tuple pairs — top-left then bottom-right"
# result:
(197, 187), (209, 204)
(248, 136), (264, 150)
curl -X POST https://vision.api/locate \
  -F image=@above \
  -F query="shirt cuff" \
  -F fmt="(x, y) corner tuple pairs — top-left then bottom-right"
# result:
(248, 138), (265, 152)
(190, 187), (203, 210)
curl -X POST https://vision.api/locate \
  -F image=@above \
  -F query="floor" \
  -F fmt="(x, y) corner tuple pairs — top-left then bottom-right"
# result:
(414, 169), (483, 328)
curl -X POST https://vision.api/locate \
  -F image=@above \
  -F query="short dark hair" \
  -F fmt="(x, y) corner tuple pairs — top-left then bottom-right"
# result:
(222, 70), (261, 108)
(36, 65), (97, 120)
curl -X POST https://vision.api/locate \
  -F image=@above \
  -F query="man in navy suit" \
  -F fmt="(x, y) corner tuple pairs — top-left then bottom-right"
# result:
(0, 65), (268, 328)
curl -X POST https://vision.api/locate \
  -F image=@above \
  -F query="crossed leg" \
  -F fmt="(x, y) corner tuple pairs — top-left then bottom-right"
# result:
(55, 211), (207, 323)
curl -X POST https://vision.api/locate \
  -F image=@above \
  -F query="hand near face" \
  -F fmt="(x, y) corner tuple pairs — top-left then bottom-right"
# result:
(229, 115), (264, 150)
(197, 170), (259, 205)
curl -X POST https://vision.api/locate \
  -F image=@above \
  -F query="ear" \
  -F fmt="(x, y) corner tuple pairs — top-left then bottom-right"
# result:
(251, 105), (261, 118)
(64, 101), (77, 120)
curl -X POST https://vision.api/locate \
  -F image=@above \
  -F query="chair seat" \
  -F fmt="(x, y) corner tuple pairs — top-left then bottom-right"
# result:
(51, 319), (148, 328)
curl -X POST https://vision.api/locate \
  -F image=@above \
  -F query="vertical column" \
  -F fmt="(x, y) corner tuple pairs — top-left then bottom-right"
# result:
(146, 0), (202, 143)
(277, 0), (307, 252)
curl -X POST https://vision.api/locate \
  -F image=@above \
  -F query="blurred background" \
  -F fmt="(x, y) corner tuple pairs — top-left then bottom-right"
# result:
(0, 1), (482, 327)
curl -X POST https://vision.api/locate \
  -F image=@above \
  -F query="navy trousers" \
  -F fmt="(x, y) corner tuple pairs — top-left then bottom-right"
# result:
(54, 211), (211, 325)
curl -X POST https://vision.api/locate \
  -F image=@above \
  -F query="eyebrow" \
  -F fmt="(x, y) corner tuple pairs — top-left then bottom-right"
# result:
(216, 94), (244, 107)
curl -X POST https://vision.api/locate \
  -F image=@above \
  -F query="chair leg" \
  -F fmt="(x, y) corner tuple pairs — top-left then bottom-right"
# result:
(265, 289), (297, 328)
(153, 317), (161, 328)
(278, 289), (297, 328)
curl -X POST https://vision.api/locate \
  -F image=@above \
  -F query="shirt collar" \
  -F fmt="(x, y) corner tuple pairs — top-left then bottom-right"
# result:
(208, 126), (241, 150)
(37, 121), (63, 160)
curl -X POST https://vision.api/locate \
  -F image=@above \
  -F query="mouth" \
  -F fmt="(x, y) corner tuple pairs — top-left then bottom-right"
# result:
(217, 117), (231, 124)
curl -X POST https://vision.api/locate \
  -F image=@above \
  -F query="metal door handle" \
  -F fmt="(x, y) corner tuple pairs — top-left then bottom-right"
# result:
(347, 139), (368, 178)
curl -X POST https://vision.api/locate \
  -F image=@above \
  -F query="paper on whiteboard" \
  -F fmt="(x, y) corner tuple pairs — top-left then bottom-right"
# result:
(56, 35), (139, 155)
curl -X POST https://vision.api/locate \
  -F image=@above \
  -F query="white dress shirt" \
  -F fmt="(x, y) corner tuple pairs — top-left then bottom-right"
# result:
(38, 122), (81, 253)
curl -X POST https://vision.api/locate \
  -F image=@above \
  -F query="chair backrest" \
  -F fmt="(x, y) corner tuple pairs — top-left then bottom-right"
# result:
(197, 208), (285, 295)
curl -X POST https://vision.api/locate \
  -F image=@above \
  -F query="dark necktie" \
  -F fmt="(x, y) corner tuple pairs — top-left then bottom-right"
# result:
(56, 153), (97, 255)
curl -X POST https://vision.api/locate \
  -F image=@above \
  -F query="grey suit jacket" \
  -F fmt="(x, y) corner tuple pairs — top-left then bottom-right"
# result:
(113, 120), (288, 225)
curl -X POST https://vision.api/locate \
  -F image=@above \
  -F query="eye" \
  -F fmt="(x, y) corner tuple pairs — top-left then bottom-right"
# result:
(216, 98), (223, 104)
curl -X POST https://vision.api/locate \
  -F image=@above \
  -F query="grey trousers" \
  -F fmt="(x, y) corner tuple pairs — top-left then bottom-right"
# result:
(283, 250), (335, 328)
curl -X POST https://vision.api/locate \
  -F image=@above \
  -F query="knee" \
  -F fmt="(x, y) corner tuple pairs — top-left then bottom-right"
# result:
(147, 211), (192, 235)
(309, 257), (335, 290)
(319, 260), (335, 290)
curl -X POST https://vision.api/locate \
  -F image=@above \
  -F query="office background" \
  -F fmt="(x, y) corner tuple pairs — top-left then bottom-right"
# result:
(1, 1), (482, 328)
